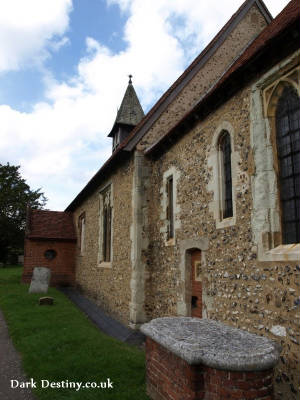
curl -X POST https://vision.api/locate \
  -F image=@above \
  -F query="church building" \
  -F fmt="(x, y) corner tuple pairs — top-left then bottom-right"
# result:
(23, 0), (300, 397)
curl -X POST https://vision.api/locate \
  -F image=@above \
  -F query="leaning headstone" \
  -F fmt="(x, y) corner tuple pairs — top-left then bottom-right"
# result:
(39, 297), (54, 306)
(29, 267), (51, 294)
(18, 255), (24, 265)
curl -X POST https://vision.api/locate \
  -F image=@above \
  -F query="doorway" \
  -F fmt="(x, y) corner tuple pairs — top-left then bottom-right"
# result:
(191, 250), (202, 318)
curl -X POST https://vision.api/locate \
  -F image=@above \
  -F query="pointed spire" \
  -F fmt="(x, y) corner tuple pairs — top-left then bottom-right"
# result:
(114, 76), (144, 127)
(108, 76), (144, 139)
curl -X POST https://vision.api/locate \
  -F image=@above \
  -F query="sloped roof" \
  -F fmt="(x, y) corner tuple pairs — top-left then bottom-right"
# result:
(122, 0), (273, 151)
(65, 0), (274, 212)
(145, 0), (300, 155)
(108, 80), (144, 137)
(26, 209), (76, 241)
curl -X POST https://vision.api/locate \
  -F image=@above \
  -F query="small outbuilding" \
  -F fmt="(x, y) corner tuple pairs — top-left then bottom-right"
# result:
(22, 209), (76, 286)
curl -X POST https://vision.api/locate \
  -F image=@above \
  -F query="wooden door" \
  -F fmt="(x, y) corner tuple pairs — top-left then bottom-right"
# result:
(191, 250), (202, 318)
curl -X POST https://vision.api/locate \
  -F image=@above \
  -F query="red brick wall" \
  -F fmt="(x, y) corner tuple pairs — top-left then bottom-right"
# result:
(145, 338), (274, 400)
(22, 238), (76, 286)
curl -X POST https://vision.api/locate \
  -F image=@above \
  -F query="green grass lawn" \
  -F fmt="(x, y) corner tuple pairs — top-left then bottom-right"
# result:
(0, 266), (149, 400)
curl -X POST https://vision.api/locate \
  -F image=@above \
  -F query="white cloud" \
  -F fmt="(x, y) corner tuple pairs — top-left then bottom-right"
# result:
(0, 0), (72, 72)
(0, 0), (291, 210)
(49, 36), (70, 53)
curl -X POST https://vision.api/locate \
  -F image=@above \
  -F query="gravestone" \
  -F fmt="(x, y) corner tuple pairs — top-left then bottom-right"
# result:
(29, 267), (51, 294)
(39, 297), (54, 306)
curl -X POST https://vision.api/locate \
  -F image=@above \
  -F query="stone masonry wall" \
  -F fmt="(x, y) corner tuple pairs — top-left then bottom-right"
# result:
(137, 3), (268, 152)
(73, 157), (134, 326)
(144, 83), (299, 399)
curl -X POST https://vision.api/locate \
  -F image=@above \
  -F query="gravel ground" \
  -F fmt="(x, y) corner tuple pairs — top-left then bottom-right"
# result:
(0, 309), (36, 400)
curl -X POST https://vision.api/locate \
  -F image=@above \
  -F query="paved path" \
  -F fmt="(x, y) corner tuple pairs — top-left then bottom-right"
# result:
(0, 309), (36, 400)
(59, 287), (145, 346)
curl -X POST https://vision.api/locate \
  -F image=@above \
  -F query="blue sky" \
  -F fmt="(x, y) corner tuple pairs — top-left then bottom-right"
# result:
(0, 0), (290, 210)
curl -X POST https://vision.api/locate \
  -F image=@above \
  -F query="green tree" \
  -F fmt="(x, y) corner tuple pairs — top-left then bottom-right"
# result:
(0, 163), (47, 263)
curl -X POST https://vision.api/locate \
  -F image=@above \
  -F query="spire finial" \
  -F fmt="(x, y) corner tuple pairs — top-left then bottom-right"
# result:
(128, 74), (133, 84)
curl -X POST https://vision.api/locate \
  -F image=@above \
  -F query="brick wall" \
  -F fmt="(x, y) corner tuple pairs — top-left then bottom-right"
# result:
(145, 338), (274, 400)
(22, 239), (76, 286)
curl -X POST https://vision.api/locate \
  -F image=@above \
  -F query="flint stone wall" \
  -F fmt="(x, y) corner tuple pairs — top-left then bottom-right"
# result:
(143, 80), (299, 399)
(73, 157), (134, 326)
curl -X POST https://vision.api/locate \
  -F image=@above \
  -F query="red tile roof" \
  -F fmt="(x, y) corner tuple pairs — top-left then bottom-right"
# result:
(26, 209), (76, 241)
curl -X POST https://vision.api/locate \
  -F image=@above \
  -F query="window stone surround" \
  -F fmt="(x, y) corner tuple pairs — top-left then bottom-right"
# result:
(250, 50), (300, 262)
(160, 166), (181, 245)
(207, 121), (242, 229)
(98, 182), (114, 267)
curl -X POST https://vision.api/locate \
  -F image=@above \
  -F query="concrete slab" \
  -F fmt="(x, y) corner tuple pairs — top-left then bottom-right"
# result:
(59, 287), (145, 346)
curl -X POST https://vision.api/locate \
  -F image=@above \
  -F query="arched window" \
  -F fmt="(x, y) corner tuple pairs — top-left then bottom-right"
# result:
(219, 130), (233, 219)
(275, 85), (300, 244)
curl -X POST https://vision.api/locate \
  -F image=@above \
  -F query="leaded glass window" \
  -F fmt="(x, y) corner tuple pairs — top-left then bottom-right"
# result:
(101, 186), (112, 261)
(78, 213), (85, 254)
(275, 85), (300, 244)
(166, 176), (174, 239)
(219, 131), (233, 219)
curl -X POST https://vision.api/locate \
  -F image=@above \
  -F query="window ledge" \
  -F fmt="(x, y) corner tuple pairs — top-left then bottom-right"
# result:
(266, 243), (300, 257)
(98, 262), (112, 269)
(259, 243), (300, 262)
(165, 238), (175, 247)
(216, 216), (236, 229)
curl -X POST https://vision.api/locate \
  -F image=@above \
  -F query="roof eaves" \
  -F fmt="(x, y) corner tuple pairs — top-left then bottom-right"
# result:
(65, 144), (129, 211)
